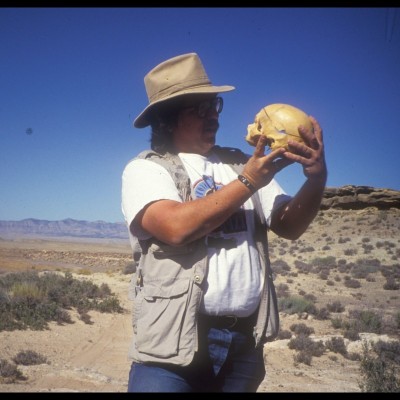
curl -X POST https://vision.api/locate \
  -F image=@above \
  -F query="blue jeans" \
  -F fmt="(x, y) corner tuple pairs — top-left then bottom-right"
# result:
(127, 327), (265, 392)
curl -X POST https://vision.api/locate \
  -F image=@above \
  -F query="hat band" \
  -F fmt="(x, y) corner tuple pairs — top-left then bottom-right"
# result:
(149, 76), (212, 103)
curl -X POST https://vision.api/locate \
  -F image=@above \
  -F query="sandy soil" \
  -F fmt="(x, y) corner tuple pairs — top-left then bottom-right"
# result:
(0, 208), (399, 392)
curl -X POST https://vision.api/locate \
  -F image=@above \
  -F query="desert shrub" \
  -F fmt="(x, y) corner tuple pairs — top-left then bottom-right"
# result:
(344, 248), (358, 256)
(290, 323), (314, 336)
(272, 259), (291, 276)
(373, 340), (400, 365)
(314, 307), (331, 320)
(359, 341), (400, 392)
(362, 244), (374, 254)
(276, 283), (289, 298)
(95, 296), (123, 313)
(293, 351), (312, 366)
(347, 352), (362, 361)
(79, 311), (92, 324)
(381, 264), (400, 280)
(356, 258), (381, 268)
(288, 334), (325, 357)
(13, 350), (48, 366)
(9, 281), (47, 303)
(338, 309), (384, 340)
(327, 301), (345, 313)
(278, 295), (317, 315)
(319, 271), (329, 280)
(344, 328), (361, 341)
(0, 271), (123, 332)
(331, 317), (361, 341)
(325, 336), (347, 356)
(299, 246), (315, 253)
(384, 278), (400, 290)
(294, 260), (313, 274)
(277, 329), (292, 340)
(349, 310), (383, 334)
(396, 312), (400, 329)
(0, 359), (26, 383)
(351, 262), (379, 279)
(344, 278), (361, 289)
(303, 293), (317, 303)
(311, 256), (336, 268)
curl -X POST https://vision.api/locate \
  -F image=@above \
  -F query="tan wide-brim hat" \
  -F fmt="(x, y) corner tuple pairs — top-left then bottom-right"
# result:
(134, 52), (235, 128)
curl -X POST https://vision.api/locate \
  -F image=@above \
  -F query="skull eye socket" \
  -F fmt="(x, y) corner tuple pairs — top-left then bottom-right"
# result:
(257, 122), (262, 132)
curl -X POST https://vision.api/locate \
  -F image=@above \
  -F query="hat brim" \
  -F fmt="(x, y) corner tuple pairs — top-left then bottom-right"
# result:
(133, 84), (235, 128)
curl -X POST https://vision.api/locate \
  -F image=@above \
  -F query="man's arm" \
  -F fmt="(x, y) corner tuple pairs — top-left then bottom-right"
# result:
(269, 115), (328, 240)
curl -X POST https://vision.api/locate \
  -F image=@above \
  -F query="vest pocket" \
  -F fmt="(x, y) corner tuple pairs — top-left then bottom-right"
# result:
(134, 278), (190, 358)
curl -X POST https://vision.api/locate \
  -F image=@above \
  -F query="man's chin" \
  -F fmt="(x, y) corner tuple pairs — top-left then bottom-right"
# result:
(204, 136), (216, 146)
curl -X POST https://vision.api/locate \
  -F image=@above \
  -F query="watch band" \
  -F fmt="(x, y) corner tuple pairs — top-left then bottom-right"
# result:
(237, 174), (256, 193)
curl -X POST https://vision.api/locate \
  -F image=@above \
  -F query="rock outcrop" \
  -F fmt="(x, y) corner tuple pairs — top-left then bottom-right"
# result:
(321, 185), (400, 210)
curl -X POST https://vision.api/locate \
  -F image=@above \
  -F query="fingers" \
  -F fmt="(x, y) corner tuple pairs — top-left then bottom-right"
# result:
(297, 115), (322, 150)
(273, 157), (294, 172)
(309, 115), (323, 143)
(253, 135), (267, 157)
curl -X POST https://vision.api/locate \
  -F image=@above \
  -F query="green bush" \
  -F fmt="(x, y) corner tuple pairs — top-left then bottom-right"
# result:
(278, 295), (317, 315)
(0, 271), (123, 332)
(349, 310), (383, 334)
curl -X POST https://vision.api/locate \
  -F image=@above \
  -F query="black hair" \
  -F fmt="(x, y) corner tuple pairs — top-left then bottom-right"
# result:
(149, 104), (180, 154)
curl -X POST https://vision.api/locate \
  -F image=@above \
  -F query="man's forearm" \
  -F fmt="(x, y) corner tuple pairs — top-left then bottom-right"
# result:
(270, 175), (327, 240)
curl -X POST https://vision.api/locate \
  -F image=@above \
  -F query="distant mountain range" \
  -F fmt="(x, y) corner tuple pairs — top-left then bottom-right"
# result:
(0, 186), (399, 239)
(0, 218), (128, 239)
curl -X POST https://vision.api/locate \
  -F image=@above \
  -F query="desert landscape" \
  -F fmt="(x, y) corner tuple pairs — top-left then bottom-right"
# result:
(0, 186), (399, 392)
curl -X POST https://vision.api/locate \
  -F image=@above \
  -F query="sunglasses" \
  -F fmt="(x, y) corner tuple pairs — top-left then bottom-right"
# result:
(182, 96), (224, 118)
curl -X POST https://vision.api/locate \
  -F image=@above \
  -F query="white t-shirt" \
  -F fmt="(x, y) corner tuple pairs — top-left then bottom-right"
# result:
(121, 152), (291, 317)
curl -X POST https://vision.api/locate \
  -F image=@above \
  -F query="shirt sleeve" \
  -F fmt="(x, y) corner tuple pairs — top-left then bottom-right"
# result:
(258, 179), (292, 227)
(121, 158), (182, 239)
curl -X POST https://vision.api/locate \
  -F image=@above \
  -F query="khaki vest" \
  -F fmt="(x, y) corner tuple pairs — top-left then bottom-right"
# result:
(128, 147), (279, 366)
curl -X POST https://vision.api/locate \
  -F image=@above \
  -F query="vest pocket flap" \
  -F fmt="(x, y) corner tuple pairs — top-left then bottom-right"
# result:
(150, 242), (195, 257)
(143, 279), (190, 300)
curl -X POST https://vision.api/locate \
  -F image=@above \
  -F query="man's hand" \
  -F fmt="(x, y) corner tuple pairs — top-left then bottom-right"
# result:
(241, 135), (294, 190)
(283, 116), (327, 182)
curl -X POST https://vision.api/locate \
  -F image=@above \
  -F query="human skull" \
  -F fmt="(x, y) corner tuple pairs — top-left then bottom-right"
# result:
(246, 103), (313, 150)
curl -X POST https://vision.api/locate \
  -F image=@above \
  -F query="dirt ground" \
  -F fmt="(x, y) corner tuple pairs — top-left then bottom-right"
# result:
(0, 208), (399, 392)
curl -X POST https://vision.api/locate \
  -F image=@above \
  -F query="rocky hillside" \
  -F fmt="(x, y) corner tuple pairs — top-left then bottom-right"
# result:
(0, 186), (399, 239)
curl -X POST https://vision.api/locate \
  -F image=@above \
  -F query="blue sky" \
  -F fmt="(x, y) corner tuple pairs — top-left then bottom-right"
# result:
(1, 7), (399, 223)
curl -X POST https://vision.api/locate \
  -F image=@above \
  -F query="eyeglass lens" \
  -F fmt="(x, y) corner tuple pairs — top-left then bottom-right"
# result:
(198, 97), (223, 117)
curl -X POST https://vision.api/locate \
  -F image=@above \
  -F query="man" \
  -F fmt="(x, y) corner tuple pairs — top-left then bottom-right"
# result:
(121, 52), (327, 392)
